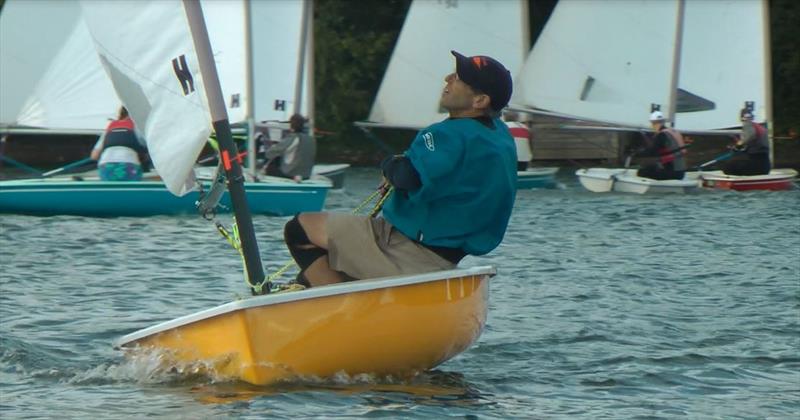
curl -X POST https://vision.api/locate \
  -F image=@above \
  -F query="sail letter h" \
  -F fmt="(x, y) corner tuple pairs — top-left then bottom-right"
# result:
(172, 55), (195, 95)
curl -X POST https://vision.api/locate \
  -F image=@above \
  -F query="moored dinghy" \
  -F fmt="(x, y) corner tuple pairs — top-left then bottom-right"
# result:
(687, 169), (798, 191)
(576, 168), (701, 194)
(82, 0), (496, 385)
(517, 167), (559, 189)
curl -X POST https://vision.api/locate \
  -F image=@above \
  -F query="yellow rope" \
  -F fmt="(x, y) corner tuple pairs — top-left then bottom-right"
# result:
(264, 184), (394, 282)
(215, 183), (395, 292)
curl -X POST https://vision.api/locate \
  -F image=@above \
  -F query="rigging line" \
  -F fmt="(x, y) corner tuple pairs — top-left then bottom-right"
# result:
(212, 184), (396, 290)
(261, 184), (396, 285)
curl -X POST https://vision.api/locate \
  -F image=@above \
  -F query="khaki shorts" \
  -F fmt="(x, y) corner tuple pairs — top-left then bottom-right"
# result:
(326, 213), (456, 280)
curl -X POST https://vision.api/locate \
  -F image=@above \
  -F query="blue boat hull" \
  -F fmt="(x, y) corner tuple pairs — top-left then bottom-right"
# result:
(0, 180), (329, 217)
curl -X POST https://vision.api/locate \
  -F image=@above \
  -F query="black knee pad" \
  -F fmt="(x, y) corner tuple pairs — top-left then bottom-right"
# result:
(284, 215), (310, 246)
(284, 215), (328, 269)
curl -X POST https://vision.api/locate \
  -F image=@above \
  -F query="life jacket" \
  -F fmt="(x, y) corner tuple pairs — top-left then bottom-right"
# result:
(102, 118), (145, 153)
(657, 127), (687, 171)
(745, 122), (770, 155)
(506, 121), (532, 162)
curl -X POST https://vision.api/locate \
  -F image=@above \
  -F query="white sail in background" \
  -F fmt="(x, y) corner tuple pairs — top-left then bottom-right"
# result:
(0, 0), (119, 130)
(512, 0), (677, 129)
(250, 0), (310, 123)
(513, 0), (768, 131)
(678, 0), (767, 129)
(81, 0), (211, 196)
(203, 0), (248, 125)
(367, 0), (528, 129)
(1, 0), (253, 132)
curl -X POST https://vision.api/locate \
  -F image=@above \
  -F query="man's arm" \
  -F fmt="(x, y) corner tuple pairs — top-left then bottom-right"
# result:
(381, 155), (421, 191)
(264, 135), (295, 159)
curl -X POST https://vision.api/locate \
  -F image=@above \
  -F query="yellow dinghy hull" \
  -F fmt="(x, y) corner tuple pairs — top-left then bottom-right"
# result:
(117, 266), (494, 385)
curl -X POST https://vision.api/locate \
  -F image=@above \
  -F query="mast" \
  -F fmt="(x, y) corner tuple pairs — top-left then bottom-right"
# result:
(762, 0), (774, 164)
(521, 0), (530, 57)
(666, 0), (685, 128)
(293, 0), (310, 116)
(244, 0), (257, 173)
(305, 0), (315, 135)
(183, 0), (265, 288)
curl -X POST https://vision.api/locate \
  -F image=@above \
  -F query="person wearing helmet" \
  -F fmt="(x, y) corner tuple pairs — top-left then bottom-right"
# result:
(635, 111), (688, 180)
(722, 109), (770, 175)
(279, 51), (517, 288)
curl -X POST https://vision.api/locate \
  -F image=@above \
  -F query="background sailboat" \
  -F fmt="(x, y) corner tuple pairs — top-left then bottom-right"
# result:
(0, 0), (332, 216)
(77, 0), (497, 386)
(358, 0), (557, 188)
(512, 0), (768, 131)
(510, 0), (794, 192)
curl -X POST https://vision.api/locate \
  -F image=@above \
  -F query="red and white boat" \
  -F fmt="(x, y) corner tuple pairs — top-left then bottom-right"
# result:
(687, 169), (798, 191)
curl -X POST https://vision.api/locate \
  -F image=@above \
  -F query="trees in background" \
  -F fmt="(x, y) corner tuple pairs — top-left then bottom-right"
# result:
(771, 0), (800, 138)
(314, 0), (799, 164)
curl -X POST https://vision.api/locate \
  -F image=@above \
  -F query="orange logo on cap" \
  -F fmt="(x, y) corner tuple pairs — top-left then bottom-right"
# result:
(472, 57), (486, 69)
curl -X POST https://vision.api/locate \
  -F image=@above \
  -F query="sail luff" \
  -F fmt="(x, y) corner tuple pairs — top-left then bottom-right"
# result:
(293, 0), (310, 116)
(761, 0), (774, 164)
(667, 0), (685, 127)
(182, 0), (265, 289)
(244, 0), (257, 173)
(305, 0), (316, 135)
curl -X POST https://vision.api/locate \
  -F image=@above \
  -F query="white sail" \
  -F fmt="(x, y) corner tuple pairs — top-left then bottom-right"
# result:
(249, 0), (310, 123)
(0, 0), (119, 130)
(512, 0), (677, 129)
(367, 0), (528, 129)
(512, 0), (768, 131)
(1, 0), (252, 132)
(80, 0), (211, 196)
(203, 0), (249, 125)
(678, 0), (767, 129)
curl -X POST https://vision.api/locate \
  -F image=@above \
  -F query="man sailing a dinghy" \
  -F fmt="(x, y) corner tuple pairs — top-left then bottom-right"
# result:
(282, 51), (517, 287)
(263, 114), (317, 180)
(635, 111), (688, 180)
(722, 108), (771, 176)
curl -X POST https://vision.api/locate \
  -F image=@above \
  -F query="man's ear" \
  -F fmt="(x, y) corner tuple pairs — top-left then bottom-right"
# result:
(473, 94), (491, 111)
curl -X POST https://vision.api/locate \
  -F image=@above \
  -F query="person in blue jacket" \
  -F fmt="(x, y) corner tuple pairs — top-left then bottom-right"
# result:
(281, 51), (517, 287)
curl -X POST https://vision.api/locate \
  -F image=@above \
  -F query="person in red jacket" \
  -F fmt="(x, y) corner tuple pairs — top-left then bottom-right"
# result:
(722, 109), (771, 176)
(90, 106), (148, 181)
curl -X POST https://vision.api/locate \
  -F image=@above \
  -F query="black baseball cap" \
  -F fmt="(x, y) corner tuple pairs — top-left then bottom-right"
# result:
(451, 50), (513, 111)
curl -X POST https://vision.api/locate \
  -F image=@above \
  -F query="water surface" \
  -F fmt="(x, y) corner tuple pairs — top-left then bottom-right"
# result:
(1, 168), (798, 418)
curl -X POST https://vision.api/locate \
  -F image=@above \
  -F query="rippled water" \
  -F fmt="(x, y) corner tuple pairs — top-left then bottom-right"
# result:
(1, 168), (798, 418)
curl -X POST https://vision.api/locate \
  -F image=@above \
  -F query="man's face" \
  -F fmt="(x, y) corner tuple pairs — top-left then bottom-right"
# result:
(439, 72), (482, 112)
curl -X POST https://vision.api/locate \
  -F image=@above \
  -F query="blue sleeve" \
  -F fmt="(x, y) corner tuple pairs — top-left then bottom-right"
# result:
(381, 155), (421, 191)
(404, 124), (464, 200)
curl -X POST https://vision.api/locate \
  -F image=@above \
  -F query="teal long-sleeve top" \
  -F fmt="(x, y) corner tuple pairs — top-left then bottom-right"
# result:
(382, 116), (517, 256)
